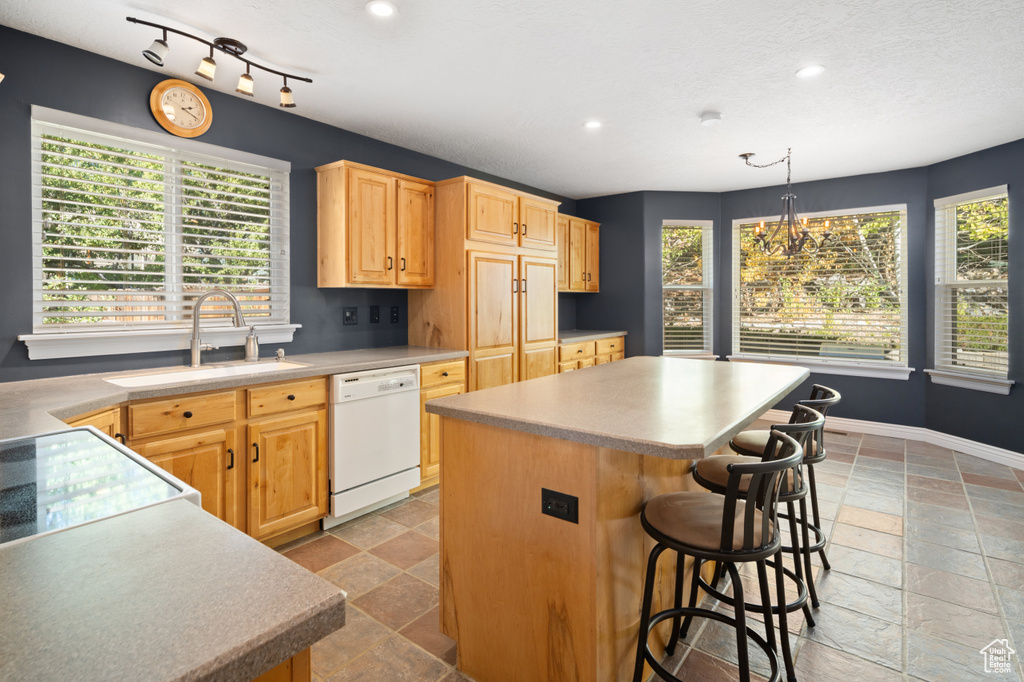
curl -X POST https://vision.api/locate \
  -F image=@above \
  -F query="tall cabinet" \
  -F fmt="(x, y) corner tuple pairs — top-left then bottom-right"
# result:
(409, 177), (559, 392)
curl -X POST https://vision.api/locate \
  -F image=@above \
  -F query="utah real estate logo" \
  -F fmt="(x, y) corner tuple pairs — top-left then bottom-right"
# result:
(981, 639), (1016, 674)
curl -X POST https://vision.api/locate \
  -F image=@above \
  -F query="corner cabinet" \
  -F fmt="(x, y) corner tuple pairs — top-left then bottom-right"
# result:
(409, 177), (560, 392)
(557, 214), (600, 292)
(316, 160), (435, 289)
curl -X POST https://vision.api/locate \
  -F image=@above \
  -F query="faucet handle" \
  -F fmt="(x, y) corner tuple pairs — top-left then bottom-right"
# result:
(276, 348), (286, 362)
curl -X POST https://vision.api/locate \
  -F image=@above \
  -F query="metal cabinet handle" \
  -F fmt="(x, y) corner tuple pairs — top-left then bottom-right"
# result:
(114, 433), (126, 444)
(183, 411), (193, 419)
(588, 273), (592, 281)
(401, 257), (406, 271)
(610, 344), (616, 348)
(442, 371), (449, 377)
(577, 349), (583, 354)
(252, 442), (259, 463)
(387, 256), (393, 270)
(287, 394), (296, 401)
(513, 222), (519, 234)
(513, 279), (519, 293)
(227, 448), (235, 470)
(521, 278), (526, 292)
(522, 223), (527, 236)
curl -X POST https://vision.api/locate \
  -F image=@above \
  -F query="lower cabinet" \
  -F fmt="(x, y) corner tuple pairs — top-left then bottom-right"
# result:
(557, 336), (625, 372)
(415, 358), (467, 491)
(131, 428), (244, 532)
(65, 406), (124, 442)
(253, 648), (311, 682)
(248, 409), (328, 542)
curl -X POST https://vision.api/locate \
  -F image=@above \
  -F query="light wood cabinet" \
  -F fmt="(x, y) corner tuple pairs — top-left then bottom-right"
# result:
(416, 358), (467, 491)
(128, 390), (237, 440)
(316, 160), (434, 289)
(558, 215), (601, 292)
(409, 177), (560, 393)
(248, 408), (328, 541)
(558, 336), (625, 372)
(65, 406), (124, 442)
(253, 648), (311, 682)
(131, 427), (244, 532)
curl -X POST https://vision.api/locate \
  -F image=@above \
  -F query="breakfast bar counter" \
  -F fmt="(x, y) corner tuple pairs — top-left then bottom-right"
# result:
(426, 356), (808, 681)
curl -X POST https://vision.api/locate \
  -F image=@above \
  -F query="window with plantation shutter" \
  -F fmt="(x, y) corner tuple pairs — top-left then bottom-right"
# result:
(21, 107), (297, 360)
(927, 187), (1012, 394)
(662, 221), (713, 355)
(730, 205), (911, 379)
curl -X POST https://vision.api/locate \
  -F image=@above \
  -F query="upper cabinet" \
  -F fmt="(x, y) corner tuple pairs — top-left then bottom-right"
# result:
(466, 179), (558, 252)
(316, 160), (434, 289)
(558, 215), (600, 292)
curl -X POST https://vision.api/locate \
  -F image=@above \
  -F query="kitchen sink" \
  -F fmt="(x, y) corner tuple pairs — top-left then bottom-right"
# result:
(105, 361), (309, 388)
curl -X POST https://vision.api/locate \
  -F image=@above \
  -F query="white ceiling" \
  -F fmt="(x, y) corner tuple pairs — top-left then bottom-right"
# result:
(3, 0), (1024, 198)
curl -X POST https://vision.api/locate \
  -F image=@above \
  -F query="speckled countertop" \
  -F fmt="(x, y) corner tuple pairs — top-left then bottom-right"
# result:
(426, 356), (808, 459)
(0, 346), (468, 439)
(0, 499), (346, 681)
(557, 329), (627, 343)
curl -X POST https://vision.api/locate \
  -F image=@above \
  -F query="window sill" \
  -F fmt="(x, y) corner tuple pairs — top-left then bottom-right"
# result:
(727, 354), (914, 380)
(924, 369), (1014, 395)
(19, 324), (301, 360)
(663, 352), (719, 361)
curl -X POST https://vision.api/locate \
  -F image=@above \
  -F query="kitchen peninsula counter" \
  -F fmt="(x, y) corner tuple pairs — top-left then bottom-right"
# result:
(426, 356), (808, 682)
(0, 346), (467, 440)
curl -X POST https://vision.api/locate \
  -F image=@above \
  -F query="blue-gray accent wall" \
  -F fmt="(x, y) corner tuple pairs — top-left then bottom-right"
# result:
(0, 26), (573, 383)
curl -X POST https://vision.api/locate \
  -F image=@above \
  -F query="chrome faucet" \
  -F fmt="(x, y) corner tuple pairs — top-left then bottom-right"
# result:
(190, 289), (251, 368)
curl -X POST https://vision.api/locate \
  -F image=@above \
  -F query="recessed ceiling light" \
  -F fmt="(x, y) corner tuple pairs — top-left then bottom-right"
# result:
(584, 120), (602, 130)
(366, 0), (397, 17)
(698, 111), (723, 127)
(796, 64), (825, 79)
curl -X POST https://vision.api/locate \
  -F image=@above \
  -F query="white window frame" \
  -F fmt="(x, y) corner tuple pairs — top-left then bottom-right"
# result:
(662, 220), (716, 359)
(926, 186), (1013, 395)
(19, 106), (299, 360)
(728, 204), (913, 380)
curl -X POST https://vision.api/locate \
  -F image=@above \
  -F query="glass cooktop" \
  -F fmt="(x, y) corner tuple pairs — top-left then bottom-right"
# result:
(0, 429), (184, 545)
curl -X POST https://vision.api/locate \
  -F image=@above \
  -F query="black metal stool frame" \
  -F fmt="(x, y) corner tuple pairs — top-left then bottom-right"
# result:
(633, 431), (804, 682)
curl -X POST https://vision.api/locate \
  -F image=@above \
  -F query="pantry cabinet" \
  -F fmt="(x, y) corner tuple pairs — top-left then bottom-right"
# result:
(316, 160), (434, 289)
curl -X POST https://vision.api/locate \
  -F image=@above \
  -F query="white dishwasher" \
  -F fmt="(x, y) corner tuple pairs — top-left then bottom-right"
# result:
(324, 365), (421, 527)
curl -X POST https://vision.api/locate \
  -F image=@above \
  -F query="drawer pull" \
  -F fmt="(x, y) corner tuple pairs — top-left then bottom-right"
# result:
(183, 411), (193, 419)
(577, 349), (583, 354)
(610, 344), (615, 348)
(442, 371), (449, 377)
(287, 394), (296, 401)
(252, 442), (259, 463)
(227, 448), (234, 470)
(114, 433), (126, 444)
(513, 222), (519, 234)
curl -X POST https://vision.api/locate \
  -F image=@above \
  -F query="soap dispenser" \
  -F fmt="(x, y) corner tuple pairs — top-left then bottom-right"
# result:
(245, 326), (259, 362)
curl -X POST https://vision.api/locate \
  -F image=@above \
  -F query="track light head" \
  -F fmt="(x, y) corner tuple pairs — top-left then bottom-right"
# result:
(195, 47), (217, 81)
(143, 31), (169, 66)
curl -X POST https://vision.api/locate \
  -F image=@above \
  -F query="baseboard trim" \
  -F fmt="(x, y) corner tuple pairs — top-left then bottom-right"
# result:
(761, 409), (1024, 471)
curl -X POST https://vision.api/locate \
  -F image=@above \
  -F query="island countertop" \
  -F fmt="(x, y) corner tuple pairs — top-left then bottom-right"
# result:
(0, 499), (346, 681)
(426, 356), (809, 459)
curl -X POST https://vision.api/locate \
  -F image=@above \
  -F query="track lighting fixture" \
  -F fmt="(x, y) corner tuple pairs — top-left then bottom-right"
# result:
(127, 17), (312, 107)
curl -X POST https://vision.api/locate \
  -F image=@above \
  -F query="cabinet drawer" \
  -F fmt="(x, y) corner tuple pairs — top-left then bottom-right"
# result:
(130, 391), (237, 439)
(611, 351), (625, 362)
(248, 378), (328, 417)
(558, 361), (578, 373)
(420, 359), (466, 388)
(595, 337), (623, 356)
(559, 341), (595, 362)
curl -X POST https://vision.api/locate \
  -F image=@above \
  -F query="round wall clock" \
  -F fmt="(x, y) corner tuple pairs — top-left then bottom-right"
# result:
(149, 79), (213, 138)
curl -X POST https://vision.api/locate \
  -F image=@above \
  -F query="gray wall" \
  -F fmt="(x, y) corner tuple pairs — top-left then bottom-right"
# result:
(0, 26), (573, 383)
(575, 154), (1021, 452)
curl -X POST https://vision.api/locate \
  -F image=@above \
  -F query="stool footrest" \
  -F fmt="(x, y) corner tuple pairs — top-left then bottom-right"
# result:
(777, 511), (828, 553)
(700, 559), (809, 616)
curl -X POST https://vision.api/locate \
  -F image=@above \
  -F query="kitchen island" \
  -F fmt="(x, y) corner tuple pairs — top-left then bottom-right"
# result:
(426, 356), (808, 682)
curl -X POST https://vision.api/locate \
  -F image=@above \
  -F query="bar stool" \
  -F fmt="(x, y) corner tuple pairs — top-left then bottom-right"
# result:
(691, 404), (824, 681)
(633, 430), (804, 682)
(729, 385), (841, 586)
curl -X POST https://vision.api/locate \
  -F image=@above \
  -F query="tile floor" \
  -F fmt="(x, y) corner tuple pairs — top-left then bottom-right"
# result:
(277, 427), (1024, 681)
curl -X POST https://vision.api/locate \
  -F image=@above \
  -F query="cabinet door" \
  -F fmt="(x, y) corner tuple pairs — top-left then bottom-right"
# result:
(347, 167), (395, 285)
(518, 197), (557, 251)
(468, 251), (518, 391)
(568, 218), (587, 291)
(66, 407), (122, 441)
(467, 183), (519, 246)
(248, 409), (328, 541)
(585, 222), (600, 292)
(556, 215), (569, 291)
(519, 256), (558, 382)
(420, 382), (465, 484)
(396, 179), (435, 287)
(133, 428), (243, 531)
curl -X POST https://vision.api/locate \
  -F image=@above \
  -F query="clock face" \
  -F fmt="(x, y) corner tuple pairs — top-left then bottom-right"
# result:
(161, 87), (207, 130)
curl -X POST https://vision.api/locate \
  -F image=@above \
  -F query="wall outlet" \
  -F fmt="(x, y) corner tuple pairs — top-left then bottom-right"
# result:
(343, 307), (358, 325)
(370, 305), (380, 323)
(390, 306), (400, 323)
(541, 488), (578, 524)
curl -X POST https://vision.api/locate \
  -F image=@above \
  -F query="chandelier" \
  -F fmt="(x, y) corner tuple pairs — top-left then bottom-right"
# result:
(740, 148), (832, 256)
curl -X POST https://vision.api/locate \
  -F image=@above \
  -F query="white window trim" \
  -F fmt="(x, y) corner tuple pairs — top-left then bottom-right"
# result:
(929, 185), (1010, 391)
(662, 219), (714, 354)
(20, 106), (296, 360)
(731, 203), (910, 377)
